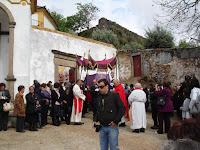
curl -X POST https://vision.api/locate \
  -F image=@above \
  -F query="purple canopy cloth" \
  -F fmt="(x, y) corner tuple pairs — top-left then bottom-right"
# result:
(84, 73), (111, 85)
(77, 55), (117, 71)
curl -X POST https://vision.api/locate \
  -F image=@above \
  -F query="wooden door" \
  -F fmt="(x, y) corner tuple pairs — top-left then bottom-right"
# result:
(69, 68), (75, 82)
(133, 55), (141, 77)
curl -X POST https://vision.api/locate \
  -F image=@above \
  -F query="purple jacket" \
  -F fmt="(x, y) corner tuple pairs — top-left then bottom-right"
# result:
(156, 88), (173, 112)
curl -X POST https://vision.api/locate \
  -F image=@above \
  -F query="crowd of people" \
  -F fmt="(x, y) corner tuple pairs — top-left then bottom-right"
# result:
(0, 72), (200, 150)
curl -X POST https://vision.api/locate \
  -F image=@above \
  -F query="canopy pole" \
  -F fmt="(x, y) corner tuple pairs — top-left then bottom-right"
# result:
(116, 50), (118, 80)
(86, 50), (90, 85)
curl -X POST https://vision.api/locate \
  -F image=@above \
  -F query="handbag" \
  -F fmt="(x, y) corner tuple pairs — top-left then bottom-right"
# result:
(156, 90), (167, 106)
(3, 102), (14, 112)
(34, 104), (42, 113)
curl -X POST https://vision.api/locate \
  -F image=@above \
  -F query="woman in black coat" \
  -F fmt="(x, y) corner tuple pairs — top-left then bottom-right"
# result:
(26, 86), (40, 131)
(0, 83), (11, 131)
(51, 82), (61, 126)
(63, 88), (73, 125)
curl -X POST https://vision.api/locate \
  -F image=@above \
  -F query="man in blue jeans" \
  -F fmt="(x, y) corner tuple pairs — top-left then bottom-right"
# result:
(93, 79), (125, 150)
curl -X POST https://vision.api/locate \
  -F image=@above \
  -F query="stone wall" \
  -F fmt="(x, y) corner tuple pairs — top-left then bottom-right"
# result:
(117, 52), (132, 81)
(117, 47), (200, 86)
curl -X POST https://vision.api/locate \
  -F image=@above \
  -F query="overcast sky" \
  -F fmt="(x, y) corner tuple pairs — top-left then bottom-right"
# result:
(38, 0), (178, 41)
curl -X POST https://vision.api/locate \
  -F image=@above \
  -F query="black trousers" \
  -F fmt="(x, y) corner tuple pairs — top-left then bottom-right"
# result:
(52, 105), (60, 126)
(16, 116), (25, 132)
(92, 100), (97, 120)
(151, 104), (158, 126)
(41, 105), (49, 126)
(82, 100), (88, 115)
(158, 112), (171, 133)
(0, 111), (9, 131)
(64, 104), (72, 125)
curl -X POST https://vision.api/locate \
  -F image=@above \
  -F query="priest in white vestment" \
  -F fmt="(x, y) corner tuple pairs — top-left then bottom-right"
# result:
(128, 83), (147, 133)
(71, 79), (86, 125)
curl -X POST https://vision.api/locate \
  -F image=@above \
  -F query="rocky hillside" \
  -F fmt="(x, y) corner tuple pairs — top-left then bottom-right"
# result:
(78, 18), (145, 49)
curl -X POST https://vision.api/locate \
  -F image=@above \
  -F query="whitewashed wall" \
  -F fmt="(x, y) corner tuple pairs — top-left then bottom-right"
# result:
(44, 16), (55, 30)
(30, 28), (117, 85)
(0, 8), (9, 84)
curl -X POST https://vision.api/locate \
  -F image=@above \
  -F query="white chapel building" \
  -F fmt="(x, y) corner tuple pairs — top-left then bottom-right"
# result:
(0, 0), (117, 101)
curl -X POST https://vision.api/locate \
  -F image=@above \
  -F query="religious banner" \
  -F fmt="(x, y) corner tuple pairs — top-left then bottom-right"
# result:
(77, 55), (117, 72)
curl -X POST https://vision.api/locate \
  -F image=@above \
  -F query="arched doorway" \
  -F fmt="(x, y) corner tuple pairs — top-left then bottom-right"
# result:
(0, 2), (16, 101)
(0, 8), (9, 83)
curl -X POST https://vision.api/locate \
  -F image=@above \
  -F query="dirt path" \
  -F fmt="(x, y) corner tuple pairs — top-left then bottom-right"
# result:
(0, 112), (179, 150)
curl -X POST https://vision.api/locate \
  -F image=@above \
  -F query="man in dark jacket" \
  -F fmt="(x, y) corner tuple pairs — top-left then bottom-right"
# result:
(89, 79), (99, 119)
(143, 84), (149, 111)
(81, 80), (87, 118)
(149, 83), (159, 129)
(93, 79), (125, 150)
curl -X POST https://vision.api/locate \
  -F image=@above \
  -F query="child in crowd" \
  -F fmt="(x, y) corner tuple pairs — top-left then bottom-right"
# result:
(180, 88), (192, 120)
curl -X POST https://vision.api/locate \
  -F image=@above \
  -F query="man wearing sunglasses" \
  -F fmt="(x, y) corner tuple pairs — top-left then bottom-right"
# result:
(93, 79), (125, 150)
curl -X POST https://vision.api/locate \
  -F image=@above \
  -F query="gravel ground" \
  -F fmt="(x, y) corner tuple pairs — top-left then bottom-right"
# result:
(0, 111), (179, 150)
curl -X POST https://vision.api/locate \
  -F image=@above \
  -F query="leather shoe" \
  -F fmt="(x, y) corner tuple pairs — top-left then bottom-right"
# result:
(33, 128), (38, 131)
(75, 122), (84, 125)
(29, 128), (34, 131)
(151, 126), (159, 129)
(155, 130), (163, 134)
(140, 128), (145, 132)
(17, 130), (25, 133)
(132, 129), (140, 133)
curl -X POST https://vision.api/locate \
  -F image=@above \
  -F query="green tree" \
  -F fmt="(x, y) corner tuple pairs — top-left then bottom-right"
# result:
(75, 3), (99, 30)
(144, 25), (174, 48)
(92, 29), (119, 48)
(178, 39), (197, 48)
(122, 41), (144, 50)
(50, 11), (69, 32)
(50, 2), (99, 33)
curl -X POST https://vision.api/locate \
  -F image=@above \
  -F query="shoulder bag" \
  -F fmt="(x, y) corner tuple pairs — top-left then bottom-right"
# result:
(156, 89), (167, 106)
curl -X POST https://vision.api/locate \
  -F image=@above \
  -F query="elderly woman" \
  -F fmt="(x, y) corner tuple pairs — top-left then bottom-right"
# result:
(0, 83), (11, 131)
(14, 85), (26, 132)
(155, 81), (173, 134)
(128, 83), (147, 133)
(26, 86), (39, 131)
(40, 83), (51, 127)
